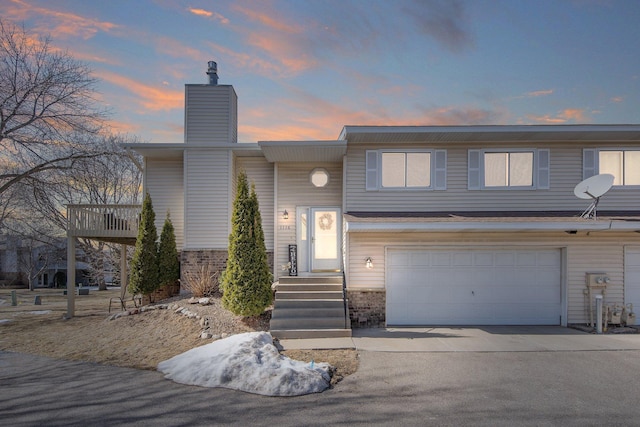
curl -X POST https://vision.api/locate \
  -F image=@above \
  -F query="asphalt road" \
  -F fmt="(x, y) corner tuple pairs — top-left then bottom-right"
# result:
(3, 348), (640, 426)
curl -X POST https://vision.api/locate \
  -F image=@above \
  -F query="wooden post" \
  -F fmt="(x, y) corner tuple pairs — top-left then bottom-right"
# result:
(66, 237), (76, 318)
(120, 243), (127, 300)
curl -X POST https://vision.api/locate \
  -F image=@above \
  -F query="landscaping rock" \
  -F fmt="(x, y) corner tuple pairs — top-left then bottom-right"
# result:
(198, 298), (211, 305)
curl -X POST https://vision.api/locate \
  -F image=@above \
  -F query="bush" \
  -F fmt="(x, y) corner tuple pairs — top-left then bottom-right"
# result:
(182, 264), (219, 297)
(128, 193), (159, 298)
(221, 171), (272, 316)
(157, 211), (180, 288)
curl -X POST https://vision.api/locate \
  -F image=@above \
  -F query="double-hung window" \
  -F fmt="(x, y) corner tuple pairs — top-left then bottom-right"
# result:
(366, 149), (446, 190)
(584, 149), (640, 186)
(468, 149), (550, 190)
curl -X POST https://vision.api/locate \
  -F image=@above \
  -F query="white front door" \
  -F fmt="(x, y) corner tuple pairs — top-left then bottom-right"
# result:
(310, 208), (341, 272)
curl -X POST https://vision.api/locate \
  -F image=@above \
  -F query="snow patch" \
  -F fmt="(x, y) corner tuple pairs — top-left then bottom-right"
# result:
(25, 310), (51, 315)
(0, 319), (12, 324)
(158, 331), (332, 396)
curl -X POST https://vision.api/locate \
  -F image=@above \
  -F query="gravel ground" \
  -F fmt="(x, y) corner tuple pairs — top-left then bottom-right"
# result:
(0, 288), (358, 383)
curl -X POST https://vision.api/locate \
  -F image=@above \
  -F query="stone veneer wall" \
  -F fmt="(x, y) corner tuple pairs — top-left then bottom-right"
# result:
(347, 289), (386, 328)
(180, 250), (274, 284)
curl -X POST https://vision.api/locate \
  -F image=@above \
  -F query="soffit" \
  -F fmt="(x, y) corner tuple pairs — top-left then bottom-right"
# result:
(339, 125), (640, 144)
(258, 140), (347, 163)
(344, 211), (640, 233)
(123, 142), (264, 159)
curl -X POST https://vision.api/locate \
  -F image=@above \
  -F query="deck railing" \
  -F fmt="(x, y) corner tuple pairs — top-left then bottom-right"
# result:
(67, 204), (141, 241)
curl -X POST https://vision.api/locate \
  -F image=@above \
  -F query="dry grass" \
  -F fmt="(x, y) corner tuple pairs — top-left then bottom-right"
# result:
(0, 288), (358, 381)
(181, 264), (219, 297)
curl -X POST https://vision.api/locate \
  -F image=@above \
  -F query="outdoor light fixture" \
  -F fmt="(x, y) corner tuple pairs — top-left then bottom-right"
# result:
(365, 257), (373, 269)
(283, 210), (289, 220)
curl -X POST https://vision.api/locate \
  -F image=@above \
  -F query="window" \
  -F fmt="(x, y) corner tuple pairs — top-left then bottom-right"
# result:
(468, 149), (549, 190)
(597, 150), (640, 186)
(366, 150), (447, 190)
(484, 151), (534, 187)
(381, 152), (430, 188)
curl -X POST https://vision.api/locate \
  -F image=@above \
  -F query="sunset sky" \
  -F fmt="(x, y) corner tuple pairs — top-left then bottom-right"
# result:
(3, 0), (639, 143)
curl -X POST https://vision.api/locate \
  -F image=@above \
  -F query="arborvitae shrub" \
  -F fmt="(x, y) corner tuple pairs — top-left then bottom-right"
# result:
(221, 171), (273, 316)
(129, 193), (159, 298)
(157, 211), (180, 288)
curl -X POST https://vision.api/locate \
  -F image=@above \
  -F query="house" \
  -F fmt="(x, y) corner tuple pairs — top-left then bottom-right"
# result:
(0, 235), (88, 288)
(121, 62), (640, 335)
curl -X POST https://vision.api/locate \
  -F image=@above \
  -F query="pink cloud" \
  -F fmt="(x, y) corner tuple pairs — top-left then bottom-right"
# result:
(232, 5), (301, 34)
(154, 36), (204, 61)
(187, 7), (230, 24)
(526, 89), (554, 97)
(206, 42), (284, 76)
(526, 108), (589, 124)
(5, 0), (118, 40)
(228, 5), (319, 75)
(97, 71), (183, 112)
(611, 96), (623, 103)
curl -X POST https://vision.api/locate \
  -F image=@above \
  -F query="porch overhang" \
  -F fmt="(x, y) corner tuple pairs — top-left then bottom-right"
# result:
(344, 211), (640, 234)
(258, 140), (347, 163)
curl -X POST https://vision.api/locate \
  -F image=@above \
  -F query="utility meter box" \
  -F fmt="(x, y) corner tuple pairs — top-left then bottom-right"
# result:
(586, 272), (610, 287)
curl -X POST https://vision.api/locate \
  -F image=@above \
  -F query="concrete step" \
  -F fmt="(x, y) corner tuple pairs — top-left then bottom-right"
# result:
(271, 307), (345, 319)
(274, 299), (345, 310)
(276, 283), (343, 292)
(270, 328), (352, 339)
(276, 291), (343, 300)
(278, 276), (342, 285)
(270, 317), (347, 330)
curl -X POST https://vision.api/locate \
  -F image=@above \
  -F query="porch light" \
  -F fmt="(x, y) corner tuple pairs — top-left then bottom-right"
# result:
(283, 210), (289, 220)
(365, 257), (373, 269)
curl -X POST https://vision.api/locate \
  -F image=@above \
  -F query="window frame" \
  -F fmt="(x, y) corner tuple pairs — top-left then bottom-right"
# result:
(365, 149), (446, 191)
(468, 148), (549, 191)
(587, 148), (640, 187)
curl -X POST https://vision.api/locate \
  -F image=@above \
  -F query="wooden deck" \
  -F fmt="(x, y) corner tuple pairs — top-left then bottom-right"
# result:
(67, 204), (141, 244)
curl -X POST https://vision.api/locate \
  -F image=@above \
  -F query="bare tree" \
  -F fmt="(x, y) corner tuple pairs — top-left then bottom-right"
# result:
(0, 18), (108, 198)
(17, 133), (143, 290)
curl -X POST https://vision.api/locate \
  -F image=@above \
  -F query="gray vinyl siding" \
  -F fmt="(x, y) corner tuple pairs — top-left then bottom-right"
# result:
(145, 158), (184, 250)
(566, 245), (624, 325)
(346, 231), (640, 324)
(184, 149), (230, 249)
(236, 157), (274, 250)
(275, 162), (343, 278)
(184, 85), (237, 144)
(345, 143), (640, 212)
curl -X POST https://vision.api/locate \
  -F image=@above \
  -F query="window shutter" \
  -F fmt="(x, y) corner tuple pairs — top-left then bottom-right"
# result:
(468, 149), (481, 190)
(537, 149), (550, 189)
(434, 150), (447, 190)
(365, 150), (378, 191)
(583, 149), (597, 180)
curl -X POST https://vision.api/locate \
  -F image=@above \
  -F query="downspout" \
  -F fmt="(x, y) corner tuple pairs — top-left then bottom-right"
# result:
(273, 163), (279, 279)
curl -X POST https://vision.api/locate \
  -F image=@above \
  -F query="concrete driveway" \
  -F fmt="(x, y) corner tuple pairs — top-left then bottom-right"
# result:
(279, 325), (640, 352)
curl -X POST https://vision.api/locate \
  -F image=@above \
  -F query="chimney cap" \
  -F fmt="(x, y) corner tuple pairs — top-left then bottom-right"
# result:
(206, 61), (218, 85)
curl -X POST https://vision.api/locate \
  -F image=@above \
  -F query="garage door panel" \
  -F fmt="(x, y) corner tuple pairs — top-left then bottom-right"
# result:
(387, 248), (562, 326)
(495, 253), (516, 266)
(625, 247), (640, 311)
(453, 253), (473, 266)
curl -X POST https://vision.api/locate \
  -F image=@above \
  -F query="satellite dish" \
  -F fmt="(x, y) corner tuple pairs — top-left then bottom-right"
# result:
(573, 174), (614, 219)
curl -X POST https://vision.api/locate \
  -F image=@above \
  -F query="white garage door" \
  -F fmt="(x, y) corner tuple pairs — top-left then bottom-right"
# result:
(625, 247), (640, 311)
(387, 248), (562, 325)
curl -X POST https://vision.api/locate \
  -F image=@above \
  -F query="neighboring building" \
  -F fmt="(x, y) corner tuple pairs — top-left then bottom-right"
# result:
(124, 62), (640, 332)
(0, 236), (89, 288)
